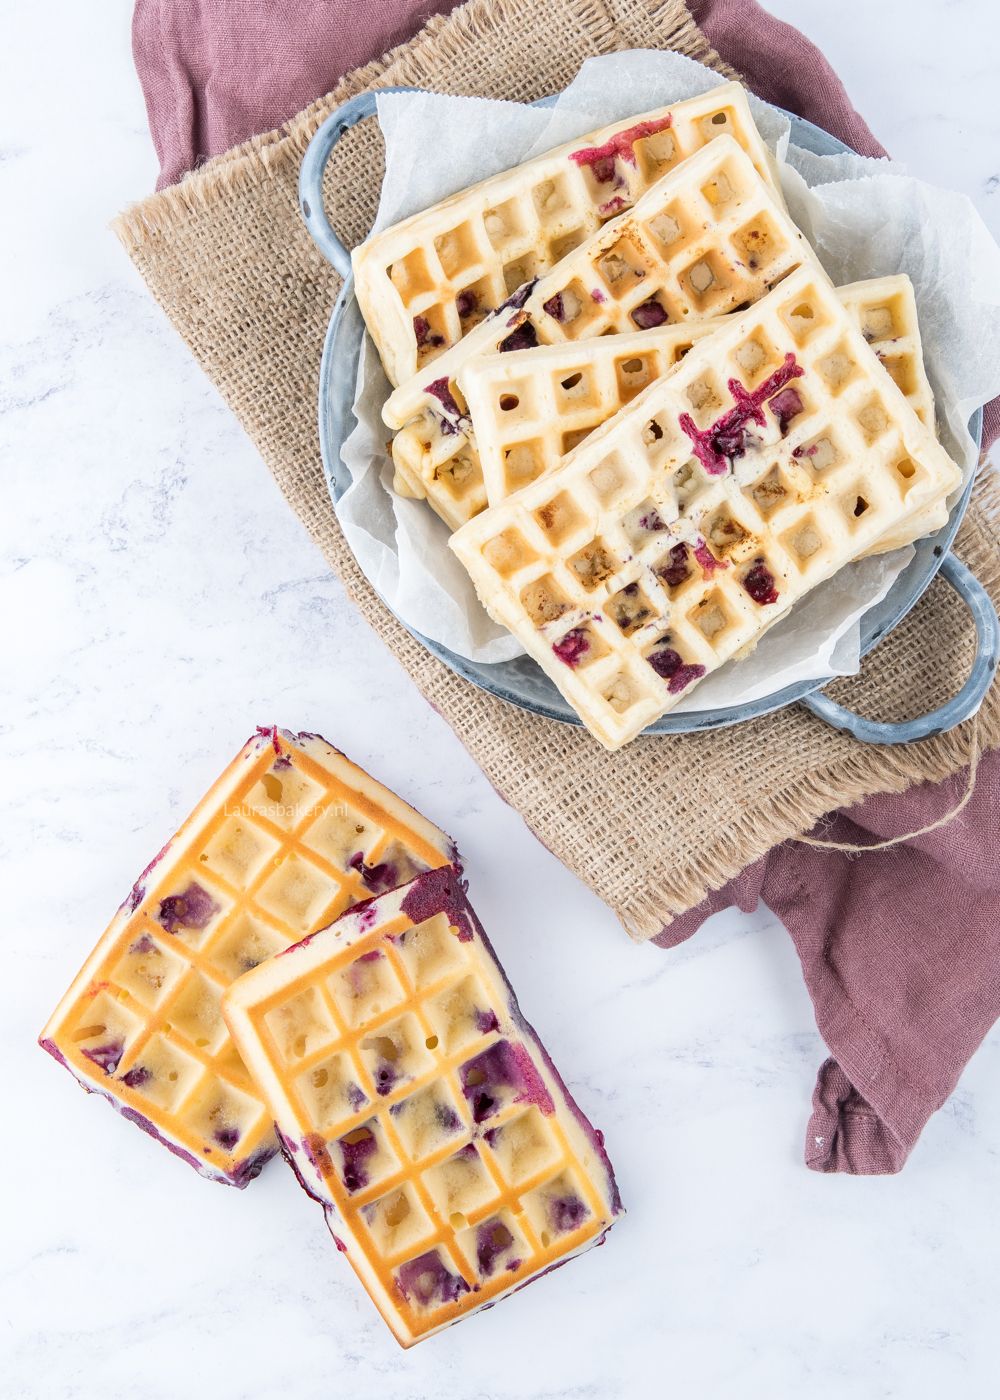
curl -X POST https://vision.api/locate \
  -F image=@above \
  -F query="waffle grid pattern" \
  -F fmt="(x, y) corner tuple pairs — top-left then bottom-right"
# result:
(224, 873), (619, 1344)
(41, 731), (452, 1183)
(450, 267), (961, 749)
(384, 136), (816, 526)
(461, 275), (942, 507)
(384, 134), (813, 436)
(354, 82), (777, 387)
(837, 275), (946, 555)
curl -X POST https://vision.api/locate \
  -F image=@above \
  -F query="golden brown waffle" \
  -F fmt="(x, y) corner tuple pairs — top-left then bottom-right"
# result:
(355, 83), (778, 386)
(383, 135), (820, 526)
(222, 865), (622, 1346)
(450, 266), (961, 749)
(39, 728), (455, 1186)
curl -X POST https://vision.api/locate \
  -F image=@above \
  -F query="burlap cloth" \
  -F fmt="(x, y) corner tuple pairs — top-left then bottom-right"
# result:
(115, 0), (1000, 941)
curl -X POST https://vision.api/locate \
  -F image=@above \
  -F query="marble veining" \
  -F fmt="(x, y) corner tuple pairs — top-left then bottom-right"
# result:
(2, 1), (1000, 1395)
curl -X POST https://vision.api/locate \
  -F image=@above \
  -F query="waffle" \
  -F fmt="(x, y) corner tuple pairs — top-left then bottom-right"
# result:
(222, 865), (622, 1346)
(459, 276), (935, 504)
(39, 727), (455, 1187)
(449, 266), (962, 749)
(836, 275), (947, 554)
(383, 135), (819, 526)
(355, 82), (778, 387)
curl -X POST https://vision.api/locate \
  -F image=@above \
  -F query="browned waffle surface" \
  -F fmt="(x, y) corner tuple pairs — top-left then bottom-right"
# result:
(223, 865), (622, 1344)
(40, 727), (455, 1185)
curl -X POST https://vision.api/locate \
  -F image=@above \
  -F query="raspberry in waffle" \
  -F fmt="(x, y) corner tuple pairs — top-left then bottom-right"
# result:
(40, 728), (455, 1186)
(355, 83), (778, 387)
(449, 266), (961, 749)
(383, 136), (819, 526)
(222, 865), (622, 1346)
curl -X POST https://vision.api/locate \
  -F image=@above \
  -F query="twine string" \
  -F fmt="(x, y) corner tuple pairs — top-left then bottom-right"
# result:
(794, 713), (981, 853)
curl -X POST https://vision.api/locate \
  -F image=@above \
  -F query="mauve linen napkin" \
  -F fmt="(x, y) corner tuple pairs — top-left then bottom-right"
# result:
(131, 0), (1000, 1173)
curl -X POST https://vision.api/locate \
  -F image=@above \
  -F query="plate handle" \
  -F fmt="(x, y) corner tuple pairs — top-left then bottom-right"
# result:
(298, 87), (419, 276)
(800, 554), (999, 743)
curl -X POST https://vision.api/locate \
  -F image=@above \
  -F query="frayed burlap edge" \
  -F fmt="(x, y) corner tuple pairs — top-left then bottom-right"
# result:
(113, 0), (1000, 942)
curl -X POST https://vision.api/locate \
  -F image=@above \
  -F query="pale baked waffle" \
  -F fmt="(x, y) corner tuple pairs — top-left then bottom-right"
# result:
(449, 266), (961, 750)
(39, 727), (455, 1186)
(837, 275), (947, 554)
(383, 135), (820, 525)
(398, 273), (948, 548)
(222, 865), (622, 1346)
(355, 82), (778, 387)
(460, 277), (936, 504)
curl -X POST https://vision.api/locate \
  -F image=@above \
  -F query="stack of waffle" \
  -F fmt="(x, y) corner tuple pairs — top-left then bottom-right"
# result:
(356, 84), (960, 750)
(41, 728), (622, 1345)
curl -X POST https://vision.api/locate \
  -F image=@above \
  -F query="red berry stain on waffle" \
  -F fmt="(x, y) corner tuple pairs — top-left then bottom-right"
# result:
(552, 628), (591, 667)
(679, 353), (804, 475)
(646, 644), (706, 694)
(568, 115), (674, 183)
(414, 315), (445, 350)
(742, 559), (780, 605)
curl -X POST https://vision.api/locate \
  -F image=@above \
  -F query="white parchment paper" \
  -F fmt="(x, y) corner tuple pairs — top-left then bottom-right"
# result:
(337, 49), (1000, 701)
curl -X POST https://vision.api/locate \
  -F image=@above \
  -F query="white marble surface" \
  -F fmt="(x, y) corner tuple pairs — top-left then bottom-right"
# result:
(4, 2), (1000, 1395)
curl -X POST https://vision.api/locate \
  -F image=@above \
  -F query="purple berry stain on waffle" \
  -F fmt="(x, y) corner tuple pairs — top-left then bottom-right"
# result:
(552, 628), (590, 668)
(742, 559), (780, 605)
(646, 644), (706, 694)
(694, 540), (727, 575)
(549, 1193), (588, 1233)
(679, 353), (804, 475)
(367, 1037), (400, 1096)
(459, 1041), (554, 1124)
(400, 865), (476, 942)
(334, 1125), (379, 1192)
(493, 279), (538, 319)
(396, 1251), (470, 1309)
(120, 1064), (151, 1089)
(413, 315), (445, 349)
(499, 321), (539, 353)
(81, 1039), (125, 1075)
(631, 298), (668, 329)
(349, 851), (399, 895)
(542, 292), (566, 322)
(156, 881), (219, 934)
(424, 377), (466, 434)
(477, 1220), (516, 1277)
(456, 289), (478, 319)
(658, 542), (690, 588)
(768, 386), (804, 434)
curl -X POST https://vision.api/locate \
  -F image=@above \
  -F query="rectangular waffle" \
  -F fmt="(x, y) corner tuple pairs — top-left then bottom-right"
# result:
(459, 272), (949, 555)
(460, 276), (936, 504)
(222, 865), (622, 1346)
(355, 82), (778, 387)
(395, 273), (948, 548)
(383, 135), (821, 526)
(449, 266), (962, 750)
(39, 727), (455, 1186)
(836, 275), (947, 553)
